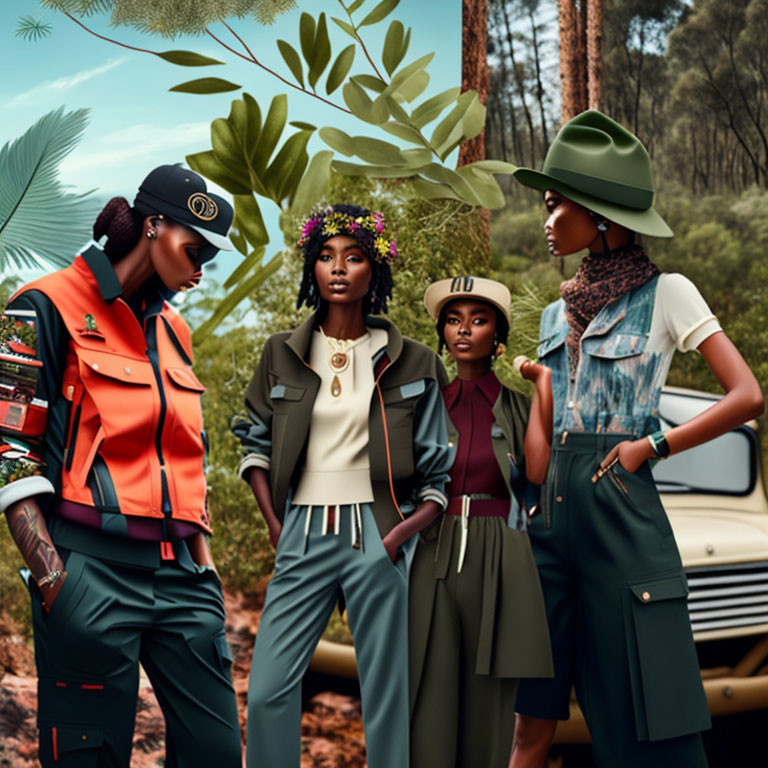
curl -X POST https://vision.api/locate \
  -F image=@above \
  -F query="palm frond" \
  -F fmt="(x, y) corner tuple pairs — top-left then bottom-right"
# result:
(15, 16), (54, 41)
(0, 107), (100, 271)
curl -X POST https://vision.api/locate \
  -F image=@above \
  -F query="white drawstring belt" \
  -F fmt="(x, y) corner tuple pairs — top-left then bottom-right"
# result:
(457, 495), (471, 573)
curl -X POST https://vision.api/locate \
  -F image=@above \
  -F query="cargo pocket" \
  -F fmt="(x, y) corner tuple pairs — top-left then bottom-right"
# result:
(40, 723), (103, 766)
(623, 574), (711, 742)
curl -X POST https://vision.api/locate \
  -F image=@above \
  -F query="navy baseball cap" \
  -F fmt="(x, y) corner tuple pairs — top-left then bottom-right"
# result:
(134, 165), (234, 261)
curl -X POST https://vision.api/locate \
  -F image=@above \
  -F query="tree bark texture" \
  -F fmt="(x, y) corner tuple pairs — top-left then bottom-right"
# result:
(586, 0), (602, 110)
(559, 0), (602, 122)
(458, 0), (489, 167)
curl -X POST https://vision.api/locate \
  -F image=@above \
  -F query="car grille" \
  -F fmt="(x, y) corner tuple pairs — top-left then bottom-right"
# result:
(686, 562), (768, 634)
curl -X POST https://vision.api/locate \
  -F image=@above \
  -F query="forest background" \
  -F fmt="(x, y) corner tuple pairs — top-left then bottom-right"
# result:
(1, 0), (767, 709)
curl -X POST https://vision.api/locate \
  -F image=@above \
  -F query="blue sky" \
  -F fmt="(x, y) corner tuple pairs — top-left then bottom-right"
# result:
(1, 0), (461, 279)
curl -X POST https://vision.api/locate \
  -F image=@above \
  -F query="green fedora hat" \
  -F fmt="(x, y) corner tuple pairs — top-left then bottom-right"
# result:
(512, 110), (672, 238)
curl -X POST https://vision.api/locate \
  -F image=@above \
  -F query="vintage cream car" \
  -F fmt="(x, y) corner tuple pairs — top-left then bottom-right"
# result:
(308, 386), (768, 739)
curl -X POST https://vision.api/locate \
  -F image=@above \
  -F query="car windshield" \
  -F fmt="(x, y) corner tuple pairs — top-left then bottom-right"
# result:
(652, 429), (754, 495)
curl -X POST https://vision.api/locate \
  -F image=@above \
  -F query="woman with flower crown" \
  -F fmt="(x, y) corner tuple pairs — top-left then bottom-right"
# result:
(232, 203), (454, 768)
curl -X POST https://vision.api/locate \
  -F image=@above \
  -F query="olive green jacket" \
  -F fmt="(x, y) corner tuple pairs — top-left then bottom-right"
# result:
(232, 313), (453, 539)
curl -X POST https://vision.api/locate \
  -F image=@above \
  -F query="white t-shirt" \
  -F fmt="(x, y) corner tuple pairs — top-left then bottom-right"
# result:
(649, 273), (721, 355)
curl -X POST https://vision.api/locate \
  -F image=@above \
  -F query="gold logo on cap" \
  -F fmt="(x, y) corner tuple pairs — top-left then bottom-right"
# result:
(187, 192), (218, 221)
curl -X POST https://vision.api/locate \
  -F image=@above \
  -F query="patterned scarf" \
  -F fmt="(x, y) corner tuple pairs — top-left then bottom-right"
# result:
(560, 244), (660, 379)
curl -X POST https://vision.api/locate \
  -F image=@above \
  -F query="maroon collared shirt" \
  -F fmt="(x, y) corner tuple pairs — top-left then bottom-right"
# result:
(443, 371), (509, 500)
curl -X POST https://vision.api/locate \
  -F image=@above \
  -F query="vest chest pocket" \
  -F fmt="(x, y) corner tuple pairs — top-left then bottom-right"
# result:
(164, 367), (206, 458)
(582, 332), (648, 360)
(74, 348), (155, 464)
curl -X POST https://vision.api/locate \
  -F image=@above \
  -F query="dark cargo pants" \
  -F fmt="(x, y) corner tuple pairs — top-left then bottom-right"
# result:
(28, 517), (241, 768)
(515, 432), (710, 767)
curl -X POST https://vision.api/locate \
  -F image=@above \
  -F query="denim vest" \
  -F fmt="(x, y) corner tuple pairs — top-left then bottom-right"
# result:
(537, 275), (663, 437)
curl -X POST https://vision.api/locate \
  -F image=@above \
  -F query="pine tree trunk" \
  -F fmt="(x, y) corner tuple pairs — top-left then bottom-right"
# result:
(559, 0), (581, 122)
(458, 0), (490, 259)
(458, 0), (489, 167)
(586, 0), (602, 110)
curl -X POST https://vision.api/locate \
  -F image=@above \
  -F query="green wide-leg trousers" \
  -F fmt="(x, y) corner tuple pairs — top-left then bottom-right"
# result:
(246, 503), (409, 768)
(515, 432), (711, 768)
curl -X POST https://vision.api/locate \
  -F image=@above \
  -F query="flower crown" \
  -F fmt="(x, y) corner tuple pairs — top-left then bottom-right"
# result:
(297, 206), (398, 263)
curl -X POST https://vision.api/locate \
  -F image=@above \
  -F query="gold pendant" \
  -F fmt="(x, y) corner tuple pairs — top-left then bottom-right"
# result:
(331, 375), (342, 397)
(330, 351), (349, 372)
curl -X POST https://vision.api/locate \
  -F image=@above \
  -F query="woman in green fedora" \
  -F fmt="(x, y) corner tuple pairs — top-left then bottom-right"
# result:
(409, 277), (552, 768)
(506, 110), (764, 768)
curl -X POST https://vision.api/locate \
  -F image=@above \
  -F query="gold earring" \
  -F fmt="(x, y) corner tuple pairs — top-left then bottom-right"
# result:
(495, 343), (506, 357)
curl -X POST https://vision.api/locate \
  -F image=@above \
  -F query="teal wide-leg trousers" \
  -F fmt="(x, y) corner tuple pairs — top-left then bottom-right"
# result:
(29, 518), (242, 768)
(246, 503), (409, 768)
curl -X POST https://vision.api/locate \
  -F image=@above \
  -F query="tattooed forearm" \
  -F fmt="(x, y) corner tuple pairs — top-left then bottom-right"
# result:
(5, 500), (63, 582)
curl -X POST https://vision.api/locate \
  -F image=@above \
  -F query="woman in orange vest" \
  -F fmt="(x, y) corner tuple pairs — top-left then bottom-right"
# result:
(0, 165), (242, 768)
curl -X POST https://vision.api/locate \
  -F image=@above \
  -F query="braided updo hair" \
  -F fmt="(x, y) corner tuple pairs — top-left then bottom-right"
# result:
(296, 203), (394, 315)
(93, 196), (163, 262)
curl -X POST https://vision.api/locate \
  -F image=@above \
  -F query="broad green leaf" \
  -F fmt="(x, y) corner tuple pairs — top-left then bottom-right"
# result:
(461, 92), (486, 142)
(211, 118), (243, 173)
(331, 16), (357, 38)
(169, 77), (241, 94)
(234, 194), (269, 249)
(308, 14), (332, 91)
(411, 87), (461, 129)
(223, 246), (266, 288)
(401, 27), (411, 63)
(382, 20), (405, 76)
(157, 50), (225, 66)
(411, 177), (464, 203)
(299, 13), (316, 65)
(369, 93), (391, 124)
(186, 150), (252, 195)
(381, 121), (430, 147)
(465, 159), (519, 174)
(431, 91), (474, 158)
(291, 150), (334, 215)
(400, 148), (433, 167)
(242, 93), (262, 159)
(348, 0), (366, 12)
(326, 45), (356, 95)
(422, 163), (481, 206)
(353, 137), (406, 165)
(229, 229), (248, 257)
(352, 74), (387, 92)
(193, 254), (282, 343)
(280, 150), (310, 207)
(384, 53), (434, 96)
(227, 99), (248, 145)
(253, 94), (288, 176)
(392, 70), (429, 103)
(277, 40), (304, 87)
(455, 166), (505, 209)
(343, 80), (375, 123)
(383, 95), (412, 124)
(318, 126), (357, 155)
(331, 160), (425, 177)
(265, 130), (314, 201)
(359, 0), (400, 27)
(290, 121), (317, 131)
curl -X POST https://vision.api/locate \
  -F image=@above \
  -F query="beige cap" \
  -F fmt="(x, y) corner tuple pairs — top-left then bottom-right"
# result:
(424, 276), (511, 324)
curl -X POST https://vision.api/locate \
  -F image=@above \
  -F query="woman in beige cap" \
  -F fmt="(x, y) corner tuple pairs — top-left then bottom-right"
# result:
(409, 276), (553, 768)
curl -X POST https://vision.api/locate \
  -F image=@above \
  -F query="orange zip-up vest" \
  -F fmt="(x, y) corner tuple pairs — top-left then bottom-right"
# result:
(15, 254), (210, 531)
